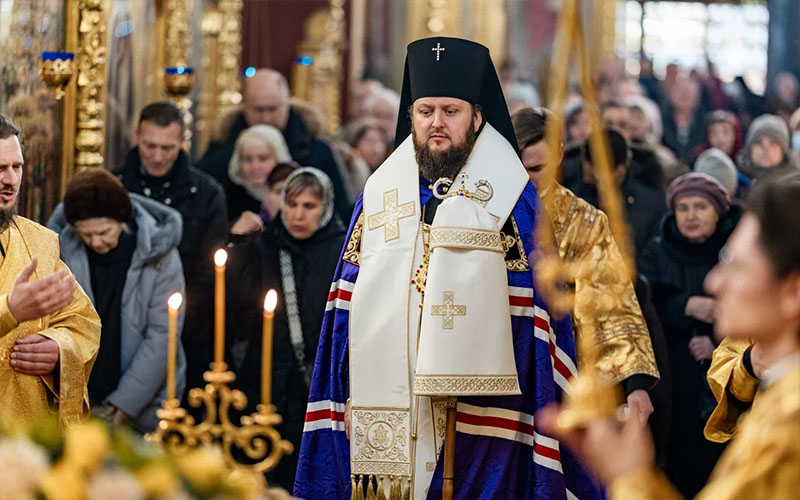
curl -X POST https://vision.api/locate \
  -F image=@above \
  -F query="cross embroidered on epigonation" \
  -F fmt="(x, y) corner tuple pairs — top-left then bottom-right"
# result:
(432, 42), (446, 61)
(367, 189), (416, 242)
(431, 291), (466, 330)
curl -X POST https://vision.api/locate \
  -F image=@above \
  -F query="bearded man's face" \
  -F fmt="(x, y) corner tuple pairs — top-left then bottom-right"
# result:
(411, 97), (481, 181)
(0, 135), (22, 231)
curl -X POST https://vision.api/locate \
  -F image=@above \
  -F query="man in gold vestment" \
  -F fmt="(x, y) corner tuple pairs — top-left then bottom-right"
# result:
(512, 108), (660, 422)
(0, 115), (101, 426)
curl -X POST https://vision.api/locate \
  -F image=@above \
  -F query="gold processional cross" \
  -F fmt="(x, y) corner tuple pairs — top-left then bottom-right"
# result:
(367, 189), (415, 242)
(431, 291), (466, 330)
(432, 42), (446, 61)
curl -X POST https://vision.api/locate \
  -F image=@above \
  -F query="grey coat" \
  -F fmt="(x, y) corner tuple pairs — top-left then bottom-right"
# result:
(49, 193), (186, 432)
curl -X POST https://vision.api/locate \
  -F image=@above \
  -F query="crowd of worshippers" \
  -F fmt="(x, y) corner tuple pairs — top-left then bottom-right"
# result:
(4, 63), (797, 494)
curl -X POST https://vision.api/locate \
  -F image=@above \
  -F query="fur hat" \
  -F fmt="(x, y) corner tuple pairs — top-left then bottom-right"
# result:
(666, 172), (730, 216)
(64, 168), (132, 224)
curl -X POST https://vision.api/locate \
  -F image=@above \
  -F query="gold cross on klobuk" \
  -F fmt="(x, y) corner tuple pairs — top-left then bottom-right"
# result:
(431, 291), (466, 330)
(367, 189), (416, 242)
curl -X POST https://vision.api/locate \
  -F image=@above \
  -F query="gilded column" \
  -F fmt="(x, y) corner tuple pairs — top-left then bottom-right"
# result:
(162, 0), (194, 150)
(313, 0), (346, 135)
(74, 0), (110, 171)
(216, 0), (243, 111)
(196, 6), (222, 156)
(406, 0), (462, 43)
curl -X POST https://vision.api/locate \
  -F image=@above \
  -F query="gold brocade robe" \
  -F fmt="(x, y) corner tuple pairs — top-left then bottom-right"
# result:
(0, 217), (101, 427)
(704, 338), (759, 442)
(541, 181), (659, 383)
(608, 363), (800, 500)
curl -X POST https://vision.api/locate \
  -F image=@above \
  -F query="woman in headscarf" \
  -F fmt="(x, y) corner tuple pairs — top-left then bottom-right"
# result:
(226, 167), (346, 491)
(226, 124), (292, 222)
(688, 110), (744, 166)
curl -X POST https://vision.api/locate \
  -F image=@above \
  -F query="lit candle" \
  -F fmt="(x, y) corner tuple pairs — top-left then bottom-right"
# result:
(214, 249), (228, 365)
(262, 290), (278, 406)
(167, 292), (183, 402)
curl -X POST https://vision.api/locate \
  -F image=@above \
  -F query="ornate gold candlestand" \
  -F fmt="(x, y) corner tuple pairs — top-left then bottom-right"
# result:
(147, 362), (293, 474)
(39, 52), (75, 100)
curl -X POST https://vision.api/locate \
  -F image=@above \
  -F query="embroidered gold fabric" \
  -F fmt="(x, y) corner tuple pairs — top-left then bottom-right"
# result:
(367, 189), (416, 242)
(429, 226), (504, 253)
(430, 291), (466, 330)
(414, 374), (520, 395)
(0, 217), (101, 428)
(609, 365), (800, 500)
(704, 338), (760, 443)
(344, 211), (365, 266)
(351, 408), (412, 477)
(542, 182), (659, 383)
(501, 216), (530, 272)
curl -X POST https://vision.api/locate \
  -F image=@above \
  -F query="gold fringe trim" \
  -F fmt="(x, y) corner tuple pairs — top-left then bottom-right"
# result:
(366, 475), (377, 500)
(377, 476), (388, 500)
(356, 475), (365, 500)
(402, 480), (410, 500)
(350, 475), (358, 500)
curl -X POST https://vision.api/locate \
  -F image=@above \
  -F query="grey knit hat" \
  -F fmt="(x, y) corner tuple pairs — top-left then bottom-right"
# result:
(694, 148), (738, 196)
(667, 172), (730, 215)
(745, 114), (790, 155)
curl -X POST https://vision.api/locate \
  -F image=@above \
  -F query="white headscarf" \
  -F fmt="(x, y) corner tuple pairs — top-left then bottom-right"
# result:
(228, 125), (292, 201)
(280, 167), (335, 230)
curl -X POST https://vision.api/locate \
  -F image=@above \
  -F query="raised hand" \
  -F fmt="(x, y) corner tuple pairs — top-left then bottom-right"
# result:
(7, 258), (77, 323)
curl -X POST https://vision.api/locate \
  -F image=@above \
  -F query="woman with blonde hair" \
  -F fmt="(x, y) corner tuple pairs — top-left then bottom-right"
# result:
(226, 124), (291, 222)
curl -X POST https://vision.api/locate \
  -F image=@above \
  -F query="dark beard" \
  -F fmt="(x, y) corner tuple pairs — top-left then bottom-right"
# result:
(0, 201), (16, 233)
(413, 124), (477, 181)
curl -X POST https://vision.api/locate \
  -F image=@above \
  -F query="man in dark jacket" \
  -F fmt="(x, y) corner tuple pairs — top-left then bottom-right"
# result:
(197, 68), (352, 221)
(562, 128), (667, 259)
(115, 102), (229, 407)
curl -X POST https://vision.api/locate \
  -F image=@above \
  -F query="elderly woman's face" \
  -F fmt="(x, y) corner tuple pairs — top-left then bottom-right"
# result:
(240, 140), (277, 185)
(675, 195), (719, 243)
(75, 217), (124, 254)
(284, 187), (323, 240)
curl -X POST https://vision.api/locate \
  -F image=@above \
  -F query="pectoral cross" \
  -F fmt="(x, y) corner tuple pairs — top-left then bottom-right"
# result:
(367, 189), (416, 242)
(432, 42), (446, 61)
(431, 291), (466, 330)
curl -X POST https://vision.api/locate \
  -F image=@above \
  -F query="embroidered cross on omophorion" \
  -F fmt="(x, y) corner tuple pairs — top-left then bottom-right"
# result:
(367, 189), (416, 242)
(431, 291), (466, 330)
(432, 42), (446, 61)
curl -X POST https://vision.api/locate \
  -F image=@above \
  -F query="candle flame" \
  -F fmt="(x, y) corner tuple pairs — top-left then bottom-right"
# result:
(264, 289), (278, 313)
(214, 248), (228, 267)
(168, 292), (183, 310)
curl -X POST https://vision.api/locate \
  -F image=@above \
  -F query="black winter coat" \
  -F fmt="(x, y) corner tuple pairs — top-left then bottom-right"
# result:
(197, 110), (352, 222)
(638, 209), (739, 497)
(116, 148), (229, 402)
(225, 215), (346, 490)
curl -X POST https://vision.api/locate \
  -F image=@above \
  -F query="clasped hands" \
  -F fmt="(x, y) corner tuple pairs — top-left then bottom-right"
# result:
(7, 258), (77, 376)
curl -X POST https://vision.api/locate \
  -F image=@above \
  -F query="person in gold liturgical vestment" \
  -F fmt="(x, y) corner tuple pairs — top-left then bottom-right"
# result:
(511, 108), (660, 423)
(539, 172), (800, 499)
(0, 114), (101, 427)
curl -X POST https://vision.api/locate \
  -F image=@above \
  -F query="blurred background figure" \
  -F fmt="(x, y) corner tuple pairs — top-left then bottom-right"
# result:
(737, 113), (799, 181)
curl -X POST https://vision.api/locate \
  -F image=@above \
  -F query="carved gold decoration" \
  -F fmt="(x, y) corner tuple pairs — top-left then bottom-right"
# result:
(147, 362), (293, 474)
(367, 189), (416, 242)
(196, 6), (223, 156)
(407, 0), (461, 42)
(293, 0), (346, 135)
(74, 0), (110, 171)
(216, 0), (243, 111)
(39, 54), (75, 100)
(343, 211), (365, 266)
(430, 291), (467, 330)
(161, 0), (194, 151)
(502, 216), (530, 272)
